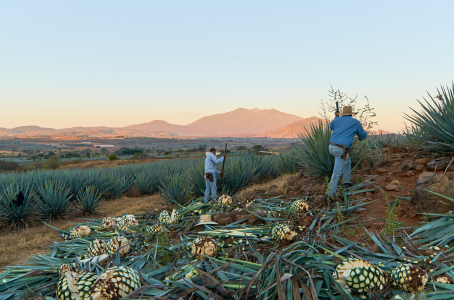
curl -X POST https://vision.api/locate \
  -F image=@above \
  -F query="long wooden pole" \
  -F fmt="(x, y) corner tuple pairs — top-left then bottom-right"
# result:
(220, 143), (227, 188)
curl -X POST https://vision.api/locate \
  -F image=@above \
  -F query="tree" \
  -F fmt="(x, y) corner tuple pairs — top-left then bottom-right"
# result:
(45, 155), (60, 170)
(252, 145), (265, 154)
(132, 152), (149, 159)
(108, 154), (119, 161)
(237, 146), (247, 151)
(319, 85), (377, 132)
(100, 148), (109, 154)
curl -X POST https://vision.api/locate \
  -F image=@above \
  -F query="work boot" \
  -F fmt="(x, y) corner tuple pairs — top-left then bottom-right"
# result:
(343, 183), (354, 189)
(321, 194), (334, 207)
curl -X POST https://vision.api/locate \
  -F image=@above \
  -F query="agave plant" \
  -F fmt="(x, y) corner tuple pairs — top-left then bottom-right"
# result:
(0, 182), (37, 227)
(295, 120), (334, 177)
(184, 160), (206, 197)
(404, 83), (454, 153)
(159, 173), (193, 205)
(36, 180), (72, 219)
(277, 150), (298, 174)
(76, 186), (103, 214)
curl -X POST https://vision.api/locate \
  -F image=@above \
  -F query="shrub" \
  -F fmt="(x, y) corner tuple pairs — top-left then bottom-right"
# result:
(76, 186), (103, 214)
(0, 160), (21, 172)
(37, 181), (72, 219)
(108, 154), (119, 161)
(404, 83), (454, 153)
(295, 120), (334, 177)
(45, 155), (60, 169)
(132, 152), (149, 159)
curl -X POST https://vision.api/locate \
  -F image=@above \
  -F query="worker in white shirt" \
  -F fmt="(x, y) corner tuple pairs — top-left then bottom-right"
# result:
(204, 147), (226, 203)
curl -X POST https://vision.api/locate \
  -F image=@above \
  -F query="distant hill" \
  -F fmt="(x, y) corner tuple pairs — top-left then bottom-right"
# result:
(0, 108), (304, 137)
(255, 117), (322, 138)
(125, 108), (303, 136)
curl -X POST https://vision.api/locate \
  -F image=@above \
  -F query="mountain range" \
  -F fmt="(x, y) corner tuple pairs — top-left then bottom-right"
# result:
(0, 108), (386, 138)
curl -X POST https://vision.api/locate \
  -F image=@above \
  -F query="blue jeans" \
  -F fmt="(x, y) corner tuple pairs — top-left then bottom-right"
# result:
(204, 176), (217, 203)
(328, 145), (352, 197)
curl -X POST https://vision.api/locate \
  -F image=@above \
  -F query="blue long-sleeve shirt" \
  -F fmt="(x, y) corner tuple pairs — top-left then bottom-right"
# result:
(329, 116), (368, 149)
(204, 153), (224, 175)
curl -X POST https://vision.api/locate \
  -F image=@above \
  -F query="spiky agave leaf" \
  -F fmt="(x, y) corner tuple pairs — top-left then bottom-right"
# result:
(0, 182), (37, 227)
(159, 173), (193, 205)
(295, 120), (334, 177)
(37, 180), (72, 219)
(76, 186), (103, 214)
(404, 83), (454, 153)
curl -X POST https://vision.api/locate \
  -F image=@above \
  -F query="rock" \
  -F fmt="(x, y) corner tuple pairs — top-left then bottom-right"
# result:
(389, 157), (403, 163)
(415, 158), (431, 165)
(390, 180), (400, 186)
(411, 173), (454, 213)
(360, 160), (371, 169)
(314, 195), (323, 205)
(385, 184), (399, 191)
(365, 192), (373, 198)
(414, 164), (425, 172)
(427, 161), (438, 171)
(392, 162), (400, 167)
(269, 184), (279, 190)
(391, 146), (401, 153)
(384, 176), (393, 183)
(376, 168), (387, 175)
(399, 160), (414, 173)
(405, 170), (417, 177)
(295, 172), (304, 178)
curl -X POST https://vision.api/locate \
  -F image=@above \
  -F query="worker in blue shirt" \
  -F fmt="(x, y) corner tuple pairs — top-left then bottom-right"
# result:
(322, 106), (368, 206)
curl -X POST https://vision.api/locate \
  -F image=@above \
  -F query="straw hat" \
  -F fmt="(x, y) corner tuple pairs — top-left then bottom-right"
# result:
(195, 214), (218, 227)
(340, 106), (354, 116)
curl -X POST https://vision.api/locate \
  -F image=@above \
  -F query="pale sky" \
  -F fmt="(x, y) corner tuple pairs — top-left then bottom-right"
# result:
(1, 1), (453, 132)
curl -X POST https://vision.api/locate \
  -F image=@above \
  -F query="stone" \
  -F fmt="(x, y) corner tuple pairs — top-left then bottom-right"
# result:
(269, 184), (279, 190)
(406, 170), (417, 177)
(391, 146), (401, 153)
(365, 192), (373, 198)
(385, 184), (399, 191)
(392, 162), (400, 167)
(235, 215), (248, 222)
(399, 160), (414, 173)
(410, 173), (454, 213)
(376, 168), (387, 175)
(414, 164), (425, 172)
(389, 157), (403, 163)
(295, 172), (304, 178)
(415, 158), (431, 165)
(427, 161), (438, 171)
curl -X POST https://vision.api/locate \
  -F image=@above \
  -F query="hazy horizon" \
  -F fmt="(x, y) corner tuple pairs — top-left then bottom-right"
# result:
(1, 1), (453, 132)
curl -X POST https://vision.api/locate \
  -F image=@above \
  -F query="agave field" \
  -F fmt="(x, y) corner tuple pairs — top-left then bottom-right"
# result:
(0, 152), (292, 227)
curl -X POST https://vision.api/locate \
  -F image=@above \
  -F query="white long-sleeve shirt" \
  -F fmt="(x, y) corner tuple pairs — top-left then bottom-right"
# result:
(204, 153), (224, 175)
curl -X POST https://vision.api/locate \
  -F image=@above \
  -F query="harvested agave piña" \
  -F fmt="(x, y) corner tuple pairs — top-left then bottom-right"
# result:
(91, 266), (141, 300)
(334, 258), (389, 298)
(391, 264), (428, 292)
(100, 217), (117, 230)
(105, 236), (131, 256)
(218, 194), (233, 207)
(159, 209), (181, 226)
(85, 239), (107, 258)
(116, 215), (138, 231)
(191, 236), (218, 259)
(58, 263), (78, 277)
(146, 224), (163, 237)
(271, 224), (297, 243)
(57, 271), (99, 300)
(290, 199), (309, 213)
(69, 225), (91, 239)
